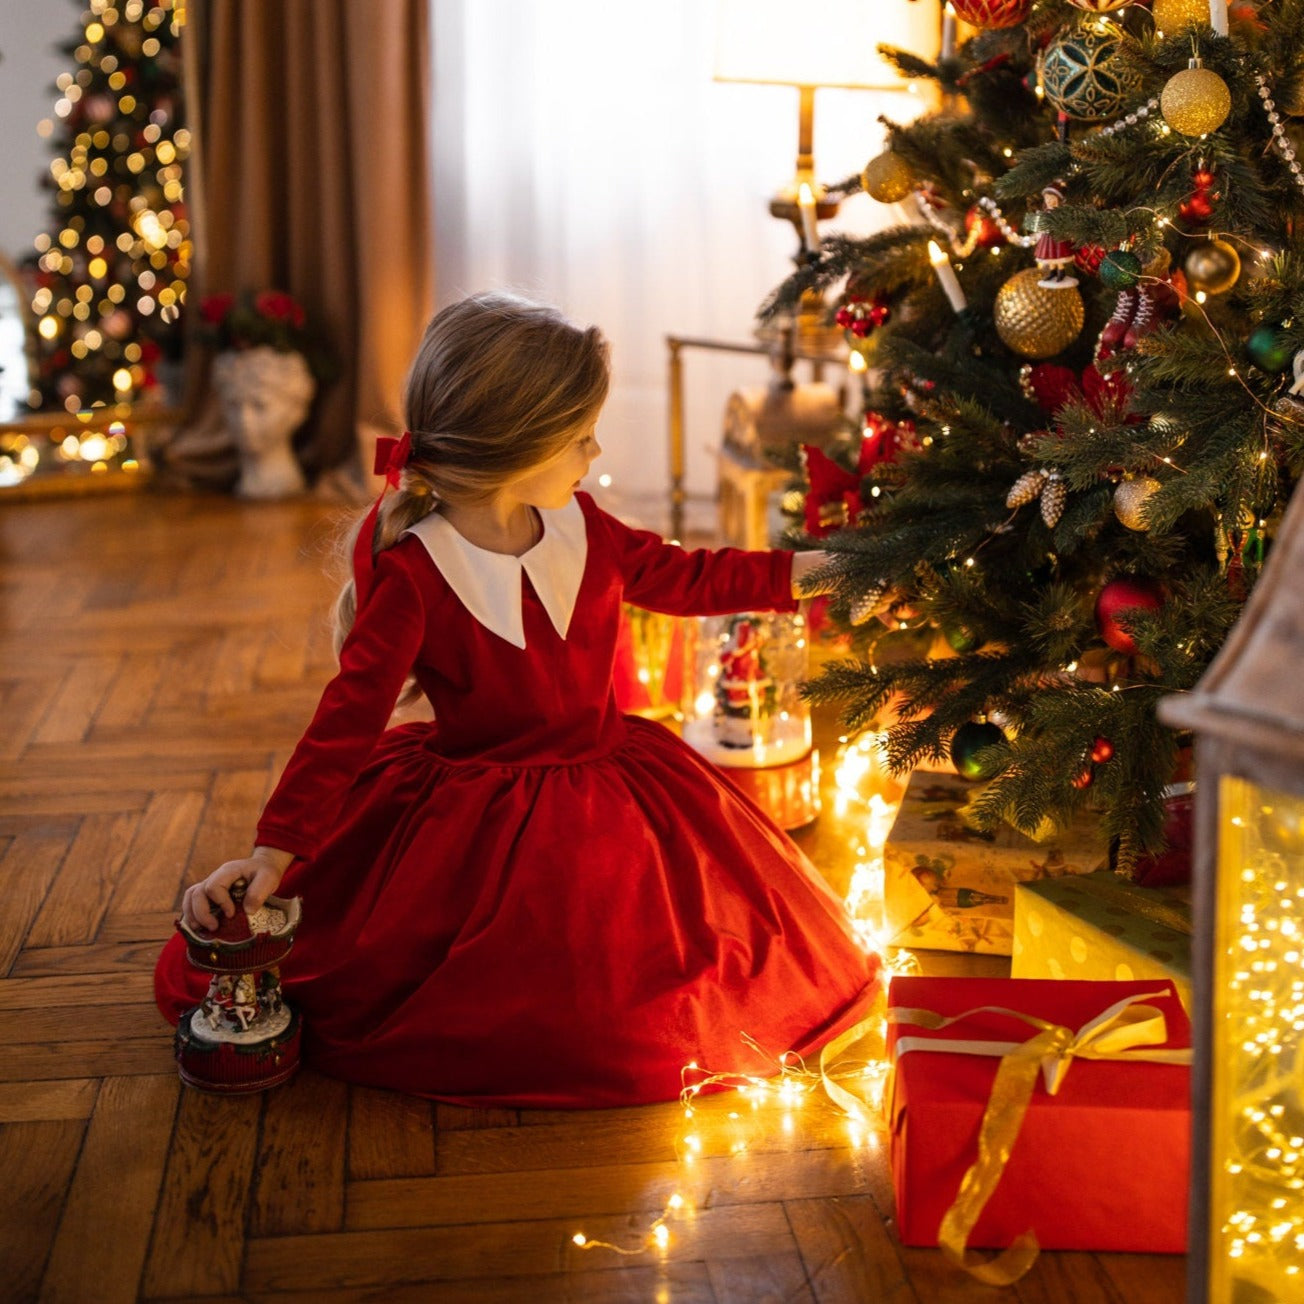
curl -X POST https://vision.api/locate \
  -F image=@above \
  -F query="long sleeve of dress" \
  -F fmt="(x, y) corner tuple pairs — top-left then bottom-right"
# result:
(255, 552), (427, 860)
(589, 498), (798, 617)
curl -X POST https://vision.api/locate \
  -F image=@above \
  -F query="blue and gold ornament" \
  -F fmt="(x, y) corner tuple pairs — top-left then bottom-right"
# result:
(1039, 22), (1140, 122)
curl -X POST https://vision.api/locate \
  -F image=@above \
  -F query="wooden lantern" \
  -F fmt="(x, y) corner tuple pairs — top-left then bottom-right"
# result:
(1159, 483), (1304, 1300)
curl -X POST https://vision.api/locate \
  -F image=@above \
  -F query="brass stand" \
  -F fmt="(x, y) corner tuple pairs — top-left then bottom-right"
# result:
(665, 335), (847, 542)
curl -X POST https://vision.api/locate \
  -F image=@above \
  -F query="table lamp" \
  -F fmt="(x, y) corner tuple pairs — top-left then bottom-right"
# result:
(714, 0), (941, 246)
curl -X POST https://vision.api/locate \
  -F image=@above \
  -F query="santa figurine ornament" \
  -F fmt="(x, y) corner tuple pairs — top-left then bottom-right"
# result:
(172, 877), (303, 1093)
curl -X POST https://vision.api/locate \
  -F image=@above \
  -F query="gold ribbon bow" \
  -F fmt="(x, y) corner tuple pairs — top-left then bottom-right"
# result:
(886, 989), (1192, 1285)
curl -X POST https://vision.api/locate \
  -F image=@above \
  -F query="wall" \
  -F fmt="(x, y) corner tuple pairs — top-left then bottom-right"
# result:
(432, 0), (931, 524)
(0, 0), (72, 261)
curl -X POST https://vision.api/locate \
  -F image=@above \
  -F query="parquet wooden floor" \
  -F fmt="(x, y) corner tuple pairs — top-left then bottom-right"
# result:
(0, 490), (1186, 1303)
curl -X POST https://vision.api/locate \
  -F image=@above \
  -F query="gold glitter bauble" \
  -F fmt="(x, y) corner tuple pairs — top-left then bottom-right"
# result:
(994, 268), (1086, 359)
(861, 152), (914, 204)
(1114, 477), (1162, 530)
(1161, 66), (1232, 136)
(1151, 0), (1211, 33)
(1185, 238), (1241, 295)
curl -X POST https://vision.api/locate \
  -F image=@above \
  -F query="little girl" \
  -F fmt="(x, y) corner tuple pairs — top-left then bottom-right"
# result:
(154, 293), (880, 1107)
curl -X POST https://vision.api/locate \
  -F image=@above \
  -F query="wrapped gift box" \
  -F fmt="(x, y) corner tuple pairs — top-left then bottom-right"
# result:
(883, 774), (1108, 955)
(612, 604), (685, 720)
(888, 976), (1190, 1253)
(1012, 870), (1193, 1011)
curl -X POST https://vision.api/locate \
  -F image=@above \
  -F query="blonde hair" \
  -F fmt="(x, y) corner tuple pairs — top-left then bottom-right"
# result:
(332, 293), (610, 654)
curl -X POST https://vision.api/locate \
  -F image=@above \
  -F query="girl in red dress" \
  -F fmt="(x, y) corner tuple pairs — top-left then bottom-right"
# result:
(154, 293), (880, 1107)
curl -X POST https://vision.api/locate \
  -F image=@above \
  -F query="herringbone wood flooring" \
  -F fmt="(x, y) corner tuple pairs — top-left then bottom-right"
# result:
(0, 491), (1184, 1303)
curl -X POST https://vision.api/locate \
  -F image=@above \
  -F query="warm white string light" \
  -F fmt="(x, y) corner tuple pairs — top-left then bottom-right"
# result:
(571, 733), (912, 1260)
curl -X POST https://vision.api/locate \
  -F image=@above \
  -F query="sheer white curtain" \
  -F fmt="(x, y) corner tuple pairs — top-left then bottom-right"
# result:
(432, 0), (924, 526)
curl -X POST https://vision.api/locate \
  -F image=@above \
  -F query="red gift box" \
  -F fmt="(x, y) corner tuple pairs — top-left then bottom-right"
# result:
(887, 976), (1190, 1257)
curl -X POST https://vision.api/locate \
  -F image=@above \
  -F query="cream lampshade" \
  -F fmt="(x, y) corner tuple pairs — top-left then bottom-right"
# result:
(714, 0), (941, 212)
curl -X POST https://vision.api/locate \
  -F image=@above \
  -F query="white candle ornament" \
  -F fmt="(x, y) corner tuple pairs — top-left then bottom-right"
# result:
(942, 2), (957, 59)
(1208, 0), (1228, 36)
(928, 239), (967, 312)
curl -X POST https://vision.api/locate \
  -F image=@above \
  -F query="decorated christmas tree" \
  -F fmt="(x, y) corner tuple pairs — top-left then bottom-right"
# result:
(25, 0), (189, 413)
(769, 0), (1304, 869)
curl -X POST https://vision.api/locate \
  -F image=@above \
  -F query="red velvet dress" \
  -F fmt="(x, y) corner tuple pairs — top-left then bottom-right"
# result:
(154, 493), (880, 1106)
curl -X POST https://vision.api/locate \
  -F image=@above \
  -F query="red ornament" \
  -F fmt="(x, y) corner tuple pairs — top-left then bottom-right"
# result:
(1179, 193), (1214, 224)
(1080, 362), (1135, 417)
(1024, 363), (1081, 415)
(951, 0), (1031, 27)
(1072, 766), (1095, 790)
(836, 293), (891, 338)
(965, 207), (1003, 248)
(1090, 735), (1115, 764)
(1075, 243), (1106, 276)
(1094, 577), (1164, 654)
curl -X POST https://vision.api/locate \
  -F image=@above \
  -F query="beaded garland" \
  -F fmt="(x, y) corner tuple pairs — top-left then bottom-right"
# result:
(1254, 73), (1304, 194)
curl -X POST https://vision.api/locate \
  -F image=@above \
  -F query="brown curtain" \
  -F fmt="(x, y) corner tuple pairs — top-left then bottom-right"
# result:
(171, 0), (433, 492)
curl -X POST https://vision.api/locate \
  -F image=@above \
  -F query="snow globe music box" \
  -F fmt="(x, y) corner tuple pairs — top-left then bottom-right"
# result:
(173, 878), (303, 1093)
(682, 611), (819, 828)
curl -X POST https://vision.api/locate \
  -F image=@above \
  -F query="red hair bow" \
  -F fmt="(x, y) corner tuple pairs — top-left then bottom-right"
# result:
(373, 430), (412, 488)
(354, 430), (414, 609)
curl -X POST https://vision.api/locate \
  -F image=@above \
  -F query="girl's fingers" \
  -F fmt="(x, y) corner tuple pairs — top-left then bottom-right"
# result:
(184, 884), (216, 931)
(207, 880), (236, 919)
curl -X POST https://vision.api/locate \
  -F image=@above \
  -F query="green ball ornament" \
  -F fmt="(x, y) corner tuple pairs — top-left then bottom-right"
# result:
(943, 623), (984, 653)
(1099, 250), (1143, 290)
(1039, 23), (1141, 122)
(950, 721), (1007, 780)
(1246, 325), (1295, 373)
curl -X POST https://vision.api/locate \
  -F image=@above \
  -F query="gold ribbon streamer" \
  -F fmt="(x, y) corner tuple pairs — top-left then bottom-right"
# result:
(887, 989), (1192, 1285)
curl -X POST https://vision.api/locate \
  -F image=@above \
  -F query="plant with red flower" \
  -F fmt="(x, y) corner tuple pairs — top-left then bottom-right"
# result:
(198, 289), (334, 382)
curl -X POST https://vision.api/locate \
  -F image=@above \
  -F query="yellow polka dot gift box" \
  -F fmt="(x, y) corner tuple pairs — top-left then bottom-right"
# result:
(1011, 869), (1192, 1012)
(883, 774), (1108, 956)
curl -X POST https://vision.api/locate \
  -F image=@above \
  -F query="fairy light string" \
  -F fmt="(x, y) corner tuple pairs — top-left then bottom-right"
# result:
(572, 736), (913, 1259)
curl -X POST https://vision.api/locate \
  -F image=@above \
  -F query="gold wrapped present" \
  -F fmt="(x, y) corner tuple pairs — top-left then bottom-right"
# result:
(1011, 869), (1192, 1011)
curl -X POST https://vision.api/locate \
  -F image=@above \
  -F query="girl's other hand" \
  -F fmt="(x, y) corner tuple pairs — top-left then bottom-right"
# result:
(180, 846), (294, 932)
(791, 550), (834, 598)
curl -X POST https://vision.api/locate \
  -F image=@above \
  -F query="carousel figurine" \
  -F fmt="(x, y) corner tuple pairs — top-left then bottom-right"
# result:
(173, 877), (303, 1093)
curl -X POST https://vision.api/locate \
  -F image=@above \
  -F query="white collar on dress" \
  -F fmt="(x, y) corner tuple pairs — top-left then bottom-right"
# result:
(403, 496), (588, 649)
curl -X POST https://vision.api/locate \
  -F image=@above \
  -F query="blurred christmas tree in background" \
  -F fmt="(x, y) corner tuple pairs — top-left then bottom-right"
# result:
(24, 0), (189, 415)
(770, 0), (1304, 869)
